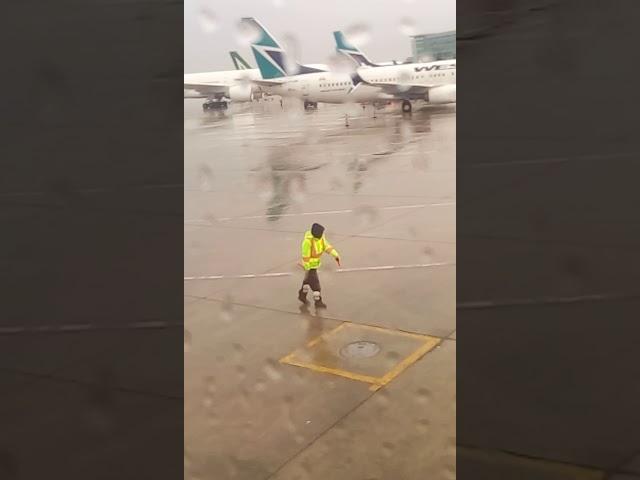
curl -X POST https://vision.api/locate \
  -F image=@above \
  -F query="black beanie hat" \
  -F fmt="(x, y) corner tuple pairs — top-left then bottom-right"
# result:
(311, 223), (325, 238)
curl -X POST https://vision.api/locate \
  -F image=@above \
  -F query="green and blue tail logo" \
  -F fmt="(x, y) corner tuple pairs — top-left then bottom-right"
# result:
(229, 51), (252, 70)
(333, 31), (379, 67)
(241, 17), (324, 79)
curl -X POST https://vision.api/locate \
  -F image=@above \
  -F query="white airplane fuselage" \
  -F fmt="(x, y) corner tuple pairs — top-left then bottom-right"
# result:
(262, 72), (391, 104)
(357, 60), (456, 87)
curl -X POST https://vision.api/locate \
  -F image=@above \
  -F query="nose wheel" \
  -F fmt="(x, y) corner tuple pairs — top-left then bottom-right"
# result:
(401, 100), (412, 113)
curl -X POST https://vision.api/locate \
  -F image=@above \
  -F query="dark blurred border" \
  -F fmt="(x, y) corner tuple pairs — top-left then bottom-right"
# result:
(458, 1), (640, 479)
(1, 0), (183, 478)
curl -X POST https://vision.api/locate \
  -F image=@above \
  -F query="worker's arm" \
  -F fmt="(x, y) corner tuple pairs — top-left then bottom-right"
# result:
(301, 238), (312, 270)
(324, 238), (340, 259)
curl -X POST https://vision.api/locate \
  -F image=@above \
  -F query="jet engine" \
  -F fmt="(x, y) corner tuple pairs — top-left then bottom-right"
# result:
(427, 84), (456, 104)
(229, 84), (253, 102)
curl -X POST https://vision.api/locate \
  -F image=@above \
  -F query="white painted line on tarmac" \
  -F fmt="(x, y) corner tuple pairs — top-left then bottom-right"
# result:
(336, 262), (452, 273)
(197, 202), (455, 223)
(184, 262), (454, 281)
(184, 272), (292, 281)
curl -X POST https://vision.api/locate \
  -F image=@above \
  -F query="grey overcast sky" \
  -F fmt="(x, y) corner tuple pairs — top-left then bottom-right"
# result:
(184, 0), (455, 73)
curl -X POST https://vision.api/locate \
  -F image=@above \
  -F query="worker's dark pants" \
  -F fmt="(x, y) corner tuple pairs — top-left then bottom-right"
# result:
(301, 269), (321, 293)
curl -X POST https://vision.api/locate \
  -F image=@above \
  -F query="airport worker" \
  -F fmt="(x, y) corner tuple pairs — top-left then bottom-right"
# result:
(298, 223), (340, 309)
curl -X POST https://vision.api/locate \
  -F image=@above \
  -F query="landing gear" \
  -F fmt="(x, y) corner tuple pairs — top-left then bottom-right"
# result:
(401, 100), (412, 113)
(203, 99), (228, 111)
(304, 101), (318, 110)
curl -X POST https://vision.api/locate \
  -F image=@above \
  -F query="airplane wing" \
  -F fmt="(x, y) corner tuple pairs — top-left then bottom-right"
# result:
(251, 79), (287, 87)
(183, 83), (229, 98)
(363, 81), (438, 100)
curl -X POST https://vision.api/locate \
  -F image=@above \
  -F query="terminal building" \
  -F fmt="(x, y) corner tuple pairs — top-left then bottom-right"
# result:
(411, 31), (456, 62)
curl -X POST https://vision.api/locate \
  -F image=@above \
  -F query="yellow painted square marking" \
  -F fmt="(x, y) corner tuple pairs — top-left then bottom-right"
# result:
(280, 322), (440, 390)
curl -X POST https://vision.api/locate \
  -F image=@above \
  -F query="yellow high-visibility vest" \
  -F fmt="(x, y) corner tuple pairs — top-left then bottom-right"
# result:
(301, 231), (339, 270)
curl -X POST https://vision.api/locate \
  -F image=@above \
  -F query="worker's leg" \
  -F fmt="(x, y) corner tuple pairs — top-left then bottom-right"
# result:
(298, 270), (311, 303)
(307, 269), (326, 308)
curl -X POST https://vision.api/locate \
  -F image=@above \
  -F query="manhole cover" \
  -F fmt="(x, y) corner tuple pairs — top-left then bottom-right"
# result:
(339, 341), (380, 359)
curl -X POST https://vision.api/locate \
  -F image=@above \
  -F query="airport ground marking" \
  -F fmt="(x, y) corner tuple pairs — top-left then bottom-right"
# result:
(280, 321), (440, 389)
(184, 262), (454, 281)
(188, 201), (455, 223)
(305, 322), (347, 348)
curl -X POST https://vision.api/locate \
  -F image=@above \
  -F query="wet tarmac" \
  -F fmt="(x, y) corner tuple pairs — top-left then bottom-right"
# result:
(184, 97), (456, 479)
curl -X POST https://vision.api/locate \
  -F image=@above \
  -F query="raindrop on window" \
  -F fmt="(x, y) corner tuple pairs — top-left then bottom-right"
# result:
(416, 387), (431, 404)
(385, 350), (401, 362)
(264, 358), (284, 381)
(354, 205), (379, 225)
(399, 17), (417, 36)
(221, 295), (234, 322)
(282, 33), (302, 75)
(376, 389), (391, 407)
(235, 19), (262, 46)
(197, 7), (218, 34)
(397, 70), (413, 92)
(329, 176), (344, 191)
(416, 418), (430, 433)
(197, 164), (213, 191)
(327, 53), (356, 74)
(421, 246), (434, 263)
(205, 375), (216, 394)
(381, 441), (396, 457)
(344, 23), (371, 46)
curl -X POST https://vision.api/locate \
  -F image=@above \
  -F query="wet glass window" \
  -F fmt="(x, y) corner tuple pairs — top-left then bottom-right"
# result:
(184, 7), (456, 480)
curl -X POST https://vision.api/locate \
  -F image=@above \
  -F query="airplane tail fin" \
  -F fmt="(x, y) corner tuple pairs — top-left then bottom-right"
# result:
(241, 17), (324, 79)
(333, 31), (379, 67)
(229, 51), (252, 70)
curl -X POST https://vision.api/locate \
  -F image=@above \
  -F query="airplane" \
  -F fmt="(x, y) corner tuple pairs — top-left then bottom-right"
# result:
(242, 17), (392, 110)
(184, 51), (261, 110)
(356, 60), (456, 113)
(334, 30), (456, 113)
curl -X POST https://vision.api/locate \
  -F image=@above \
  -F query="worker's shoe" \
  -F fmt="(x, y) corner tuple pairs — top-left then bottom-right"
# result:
(298, 289), (309, 304)
(314, 298), (327, 309)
